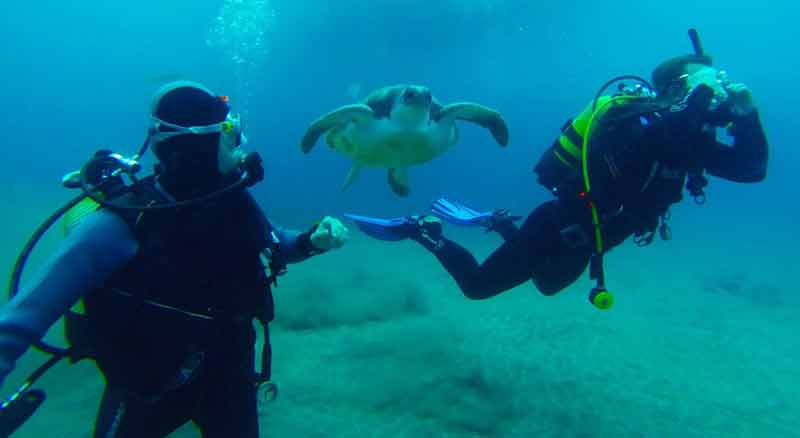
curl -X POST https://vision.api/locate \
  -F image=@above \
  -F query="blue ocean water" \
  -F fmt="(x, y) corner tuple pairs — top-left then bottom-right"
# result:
(2, 0), (795, 219)
(1, 1), (798, 436)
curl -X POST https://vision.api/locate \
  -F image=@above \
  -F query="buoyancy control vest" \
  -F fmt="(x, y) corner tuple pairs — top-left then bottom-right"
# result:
(63, 177), (283, 395)
(534, 95), (689, 238)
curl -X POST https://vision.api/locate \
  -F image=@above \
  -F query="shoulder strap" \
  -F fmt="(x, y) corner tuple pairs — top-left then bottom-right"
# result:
(597, 97), (669, 127)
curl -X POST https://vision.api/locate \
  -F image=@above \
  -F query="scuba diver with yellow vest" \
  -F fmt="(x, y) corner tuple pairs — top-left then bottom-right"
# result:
(0, 81), (349, 437)
(345, 29), (768, 308)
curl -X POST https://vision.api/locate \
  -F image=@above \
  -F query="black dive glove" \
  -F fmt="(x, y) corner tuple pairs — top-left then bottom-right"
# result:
(485, 209), (522, 233)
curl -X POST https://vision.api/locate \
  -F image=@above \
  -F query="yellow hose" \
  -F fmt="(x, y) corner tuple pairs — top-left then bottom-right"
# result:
(580, 95), (642, 254)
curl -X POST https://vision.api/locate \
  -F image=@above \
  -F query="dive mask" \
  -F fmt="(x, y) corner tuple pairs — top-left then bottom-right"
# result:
(150, 111), (248, 151)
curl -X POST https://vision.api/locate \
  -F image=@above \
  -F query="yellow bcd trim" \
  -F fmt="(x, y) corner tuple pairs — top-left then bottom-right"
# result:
(557, 95), (617, 162)
(61, 197), (101, 237)
(557, 135), (582, 160)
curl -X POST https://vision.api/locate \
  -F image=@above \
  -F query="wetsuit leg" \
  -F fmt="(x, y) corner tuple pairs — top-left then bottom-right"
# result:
(417, 200), (591, 300)
(93, 383), (195, 438)
(192, 325), (259, 438)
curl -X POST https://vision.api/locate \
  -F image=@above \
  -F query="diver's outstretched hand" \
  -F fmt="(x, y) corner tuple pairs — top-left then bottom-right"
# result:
(310, 216), (349, 250)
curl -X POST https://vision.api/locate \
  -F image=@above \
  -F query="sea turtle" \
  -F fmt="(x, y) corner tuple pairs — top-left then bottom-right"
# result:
(300, 84), (509, 197)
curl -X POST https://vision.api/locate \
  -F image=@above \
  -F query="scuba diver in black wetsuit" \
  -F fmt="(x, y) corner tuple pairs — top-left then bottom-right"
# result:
(0, 81), (349, 437)
(345, 30), (769, 309)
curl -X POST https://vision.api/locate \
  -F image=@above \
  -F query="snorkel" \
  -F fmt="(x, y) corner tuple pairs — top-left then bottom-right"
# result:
(689, 28), (704, 56)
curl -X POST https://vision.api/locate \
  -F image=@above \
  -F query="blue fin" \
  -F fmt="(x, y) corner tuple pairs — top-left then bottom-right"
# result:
(430, 198), (522, 231)
(430, 198), (493, 226)
(343, 213), (415, 241)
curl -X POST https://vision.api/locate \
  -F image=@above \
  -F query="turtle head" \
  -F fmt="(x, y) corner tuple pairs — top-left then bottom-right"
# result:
(400, 85), (433, 108)
(390, 85), (432, 126)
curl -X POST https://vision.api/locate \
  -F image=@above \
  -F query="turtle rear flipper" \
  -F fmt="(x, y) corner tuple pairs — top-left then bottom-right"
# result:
(388, 167), (410, 197)
(340, 163), (363, 192)
(301, 104), (374, 153)
(438, 103), (509, 146)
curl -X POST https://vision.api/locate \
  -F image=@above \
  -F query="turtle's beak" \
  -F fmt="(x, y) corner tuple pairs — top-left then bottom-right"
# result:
(403, 87), (432, 106)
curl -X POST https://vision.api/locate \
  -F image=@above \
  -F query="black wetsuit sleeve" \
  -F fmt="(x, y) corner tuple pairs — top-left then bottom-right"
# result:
(702, 110), (769, 182)
(0, 211), (138, 384)
(274, 227), (319, 263)
(242, 190), (319, 264)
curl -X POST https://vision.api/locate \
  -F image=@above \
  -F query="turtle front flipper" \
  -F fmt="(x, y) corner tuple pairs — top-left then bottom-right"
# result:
(301, 104), (375, 153)
(388, 167), (410, 197)
(438, 103), (509, 146)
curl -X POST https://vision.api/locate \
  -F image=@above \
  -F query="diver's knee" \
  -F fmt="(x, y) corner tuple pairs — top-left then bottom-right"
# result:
(535, 280), (564, 296)
(461, 284), (497, 300)
(462, 288), (490, 300)
(538, 287), (560, 296)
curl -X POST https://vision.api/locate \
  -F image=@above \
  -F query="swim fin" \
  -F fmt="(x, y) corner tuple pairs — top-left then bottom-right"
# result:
(430, 197), (521, 231)
(343, 214), (418, 241)
(431, 198), (494, 226)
